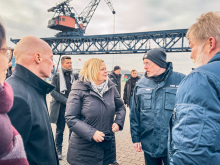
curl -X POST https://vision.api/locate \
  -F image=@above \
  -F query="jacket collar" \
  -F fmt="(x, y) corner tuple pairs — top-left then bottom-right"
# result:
(208, 51), (220, 63)
(12, 64), (54, 94)
(71, 79), (115, 91)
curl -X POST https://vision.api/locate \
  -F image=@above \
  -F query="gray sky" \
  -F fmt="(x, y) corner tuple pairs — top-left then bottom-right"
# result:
(0, 0), (219, 73)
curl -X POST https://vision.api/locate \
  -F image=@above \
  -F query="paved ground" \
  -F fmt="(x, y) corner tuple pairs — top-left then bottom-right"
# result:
(47, 82), (145, 165)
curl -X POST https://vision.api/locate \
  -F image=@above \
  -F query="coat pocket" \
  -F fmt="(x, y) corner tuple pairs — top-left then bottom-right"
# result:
(164, 88), (177, 111)
(138, 89), (152, 110)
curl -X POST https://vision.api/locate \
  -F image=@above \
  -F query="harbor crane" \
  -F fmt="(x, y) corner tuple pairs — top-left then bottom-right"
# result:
(47, 0), (116, 36)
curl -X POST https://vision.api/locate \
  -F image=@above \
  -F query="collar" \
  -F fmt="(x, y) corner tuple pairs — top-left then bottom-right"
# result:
(208, 51), (220, 63)
(12, 64), (54, 94)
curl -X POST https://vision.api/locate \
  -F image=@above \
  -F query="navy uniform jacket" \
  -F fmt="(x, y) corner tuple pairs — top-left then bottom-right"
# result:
(130, 62), (185, 157)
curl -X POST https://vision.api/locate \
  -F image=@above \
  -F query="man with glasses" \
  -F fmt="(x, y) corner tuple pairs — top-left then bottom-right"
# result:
(6, 36), (59, 165)
(130, 48), (185, 165)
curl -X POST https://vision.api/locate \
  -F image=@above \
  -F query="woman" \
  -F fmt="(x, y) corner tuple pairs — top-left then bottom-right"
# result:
(65, 58), (126, 165)
(0, 22), (28, 165)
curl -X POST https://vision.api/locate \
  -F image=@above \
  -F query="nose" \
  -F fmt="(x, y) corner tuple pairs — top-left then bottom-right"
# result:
(190, 53), (193, 59)
(144, 64), (148, 70)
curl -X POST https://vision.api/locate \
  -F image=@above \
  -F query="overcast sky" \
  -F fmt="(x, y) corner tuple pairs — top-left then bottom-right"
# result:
(0, 0), (219, 73)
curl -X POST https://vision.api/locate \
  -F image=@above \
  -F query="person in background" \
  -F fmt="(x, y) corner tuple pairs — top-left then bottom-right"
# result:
(169, 12), (220, 165)
(65, 58), (126, 165)
(0, 22), (28, 165)
(123, 69), (140, 107)
(130, 48), (185, 165)
(6, 36), (59, 165)
(109, 65), (122, 96)
(49, 56), (78, 160)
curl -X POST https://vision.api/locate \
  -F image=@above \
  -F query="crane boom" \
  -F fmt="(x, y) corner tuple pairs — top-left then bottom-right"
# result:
(47, 0), (115, 36)
(104, 0), (115, 14)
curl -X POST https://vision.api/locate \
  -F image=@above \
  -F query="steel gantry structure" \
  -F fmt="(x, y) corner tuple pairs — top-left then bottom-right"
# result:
(11, 29), (190, 55)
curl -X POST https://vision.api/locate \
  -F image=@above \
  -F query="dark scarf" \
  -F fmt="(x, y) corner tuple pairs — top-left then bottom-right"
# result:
(145, 68), (169, 83)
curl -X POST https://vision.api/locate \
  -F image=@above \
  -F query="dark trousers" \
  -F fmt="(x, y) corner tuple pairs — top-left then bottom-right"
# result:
(144, 152), (168, 165)
(55, 106), (71, 152)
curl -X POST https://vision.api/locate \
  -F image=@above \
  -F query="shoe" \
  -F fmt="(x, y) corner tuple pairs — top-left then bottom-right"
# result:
(109, 163), (119, 165)
(57, 151), (62, 160)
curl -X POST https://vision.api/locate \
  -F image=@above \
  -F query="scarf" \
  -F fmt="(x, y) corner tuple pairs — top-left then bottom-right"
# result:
(59, 67), (75, 94)
(91, 78), (109, 97)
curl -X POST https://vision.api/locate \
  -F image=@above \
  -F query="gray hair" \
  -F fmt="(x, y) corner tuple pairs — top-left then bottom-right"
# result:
(186, 12), (220, 45)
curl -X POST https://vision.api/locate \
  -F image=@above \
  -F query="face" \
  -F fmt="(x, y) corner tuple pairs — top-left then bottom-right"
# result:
(143, 59), (163, 77)
(0, 39), (9, 85)
(114, 69), (121, 75)
(97, 62), (108, 84)
(61, 59), (72, 70)
(39, 46), (54, 79)
(189, 38), (209, 68)
(131, 71), (137, 78)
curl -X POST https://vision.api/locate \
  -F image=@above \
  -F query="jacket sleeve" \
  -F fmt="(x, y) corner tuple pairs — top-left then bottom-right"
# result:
(113, 86), (126, 130)
(123, 81), (128, 105)
(8, 96), (31, 146)
(50, 74), (67, 105)
(170, 72), (220, 165)
(65, 89), (97, 141)
(130, 86), (141, 143)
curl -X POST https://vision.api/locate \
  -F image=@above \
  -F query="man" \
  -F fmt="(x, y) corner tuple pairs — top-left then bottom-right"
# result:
(7, 36), (59, 165)
(49, 56), (78, 160)
(109, 65), (121, 95)
(169, 12), (220, 165)
(123, 69), (140, 107)
(130, 48), (185, 165)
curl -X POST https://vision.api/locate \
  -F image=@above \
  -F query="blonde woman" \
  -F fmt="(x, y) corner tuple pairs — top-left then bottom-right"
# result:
(65, 58), (126, 165)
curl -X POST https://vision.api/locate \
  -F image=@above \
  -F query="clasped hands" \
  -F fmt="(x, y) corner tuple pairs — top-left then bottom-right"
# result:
(92, 123), (119, 142)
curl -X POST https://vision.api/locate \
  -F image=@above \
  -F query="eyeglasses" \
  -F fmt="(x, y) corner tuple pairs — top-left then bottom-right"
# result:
(143, 61), (153, 67)
(0, 47), (14, 62)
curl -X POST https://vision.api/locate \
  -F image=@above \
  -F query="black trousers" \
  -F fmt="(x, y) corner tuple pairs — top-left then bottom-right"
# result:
(144, 152), (168, 165)
(55, 106), (71, 152)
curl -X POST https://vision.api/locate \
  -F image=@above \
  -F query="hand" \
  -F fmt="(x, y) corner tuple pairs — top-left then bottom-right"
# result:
(133, 142), (142, 152)
(92, 131), (105, 142)
(112, 123), (119, 133)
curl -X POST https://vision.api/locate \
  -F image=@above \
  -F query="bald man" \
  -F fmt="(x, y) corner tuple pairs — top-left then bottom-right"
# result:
(6, 36), (59, 165)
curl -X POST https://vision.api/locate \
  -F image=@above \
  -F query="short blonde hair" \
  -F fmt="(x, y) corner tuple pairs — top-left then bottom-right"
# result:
(80, 58), (104, 82)
(186, 12), (220, 44)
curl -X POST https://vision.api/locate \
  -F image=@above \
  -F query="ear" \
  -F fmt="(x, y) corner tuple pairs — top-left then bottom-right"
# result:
(34, 53), (41, 64)
(208, 37), (216, 53)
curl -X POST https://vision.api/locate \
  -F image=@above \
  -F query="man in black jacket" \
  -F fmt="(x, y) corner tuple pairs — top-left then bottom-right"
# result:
(7, 36), (59, 165)
(123, 70), (140, 107)
(49, 56), (78, 160)
(108, 66), (121, 96)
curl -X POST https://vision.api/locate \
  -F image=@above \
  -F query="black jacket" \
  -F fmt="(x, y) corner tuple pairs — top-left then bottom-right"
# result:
(6, 64), (59, 165)
(123, 76), (140, 106)
(108, 71), (121, 95)
(65, 80), (126, 165)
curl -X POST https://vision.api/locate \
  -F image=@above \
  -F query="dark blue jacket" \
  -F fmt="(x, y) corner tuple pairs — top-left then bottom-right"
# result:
(130, 63), (185, 157)
(169, 52), (220, 165)
(6, 64), (59, 165)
